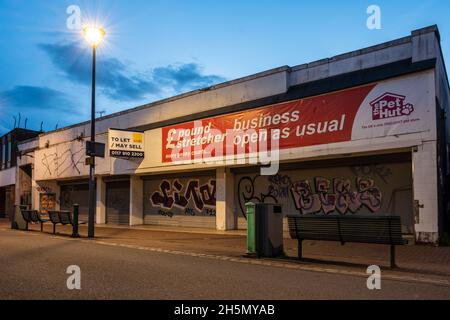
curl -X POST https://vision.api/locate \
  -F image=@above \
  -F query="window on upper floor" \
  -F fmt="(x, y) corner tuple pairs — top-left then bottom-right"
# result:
(7, 140), (12, 168)
(1, 143), (5, 170)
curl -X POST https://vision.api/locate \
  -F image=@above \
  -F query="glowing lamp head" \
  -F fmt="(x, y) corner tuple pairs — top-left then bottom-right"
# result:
(83, 26), (106, 47)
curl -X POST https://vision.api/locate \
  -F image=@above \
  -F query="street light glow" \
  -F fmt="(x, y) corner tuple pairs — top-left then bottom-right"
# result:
(83, 26), (106, 47)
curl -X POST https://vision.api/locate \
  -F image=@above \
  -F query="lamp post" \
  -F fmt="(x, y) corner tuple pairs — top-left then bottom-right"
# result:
(83, 26), (106, 238)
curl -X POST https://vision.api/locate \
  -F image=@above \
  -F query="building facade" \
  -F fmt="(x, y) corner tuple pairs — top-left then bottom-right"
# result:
(0, 128), (41, 220)
(15, 26), (450, 244)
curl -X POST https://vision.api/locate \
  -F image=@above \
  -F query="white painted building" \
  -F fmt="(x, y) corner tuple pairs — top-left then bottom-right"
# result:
(0, 128), (41, 220)
(15, 25), (449, 244)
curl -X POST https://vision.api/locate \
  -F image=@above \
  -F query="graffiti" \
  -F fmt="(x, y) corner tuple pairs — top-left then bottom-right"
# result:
(160, 207), (216, 217)
(41, 145), (85, 178)
(36, 186), (52, 193)
(152, 180), (174, 208)
(315, 177), (337, 214)
(290, 180), (322, 214)
(334, 179), (361, 214)
(357, 178), (383, 212)
(151, 179), (216, 213)
(291, 177), (382, 215)
(237, 175), (278, 219)
(267, 174), (292, 199)
(41, 153), (53, 176)
(158, 210), (174, 218)
(350, 164), (392, 184)
(185, 208), (196, 216)
(238, 173), (383, 217)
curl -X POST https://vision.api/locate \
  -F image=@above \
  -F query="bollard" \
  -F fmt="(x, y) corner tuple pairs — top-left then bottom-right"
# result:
(246, 202), (257, 256)
(71, 204), (80, 238)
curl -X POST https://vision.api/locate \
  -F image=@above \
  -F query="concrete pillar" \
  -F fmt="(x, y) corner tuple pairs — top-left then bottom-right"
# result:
(13, 166), (25, 229)
(130, 175), (144, 226)
(215, 167), (235, 230)
(14, 166), (20, 209)
(412, 141), (440, 244)
(96, 177), (106, 224)
(31, 177), (39, 211)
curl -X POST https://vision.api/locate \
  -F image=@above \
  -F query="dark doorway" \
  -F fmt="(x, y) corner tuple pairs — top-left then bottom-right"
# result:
(0, 187), (6, 218)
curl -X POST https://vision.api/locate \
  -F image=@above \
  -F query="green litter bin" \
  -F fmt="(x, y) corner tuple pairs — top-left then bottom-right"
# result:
(246, 202), (257, 255)
(246, 202), (284, 257)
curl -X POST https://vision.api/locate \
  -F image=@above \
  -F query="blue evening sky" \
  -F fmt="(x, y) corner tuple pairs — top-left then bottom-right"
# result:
(0, 0), (448, 134)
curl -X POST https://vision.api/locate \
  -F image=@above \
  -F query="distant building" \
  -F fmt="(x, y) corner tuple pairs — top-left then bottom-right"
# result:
(0, 128), (41, 220)
(15, 25), (450, 244)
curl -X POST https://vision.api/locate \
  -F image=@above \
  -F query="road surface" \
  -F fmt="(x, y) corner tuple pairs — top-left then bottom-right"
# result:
(0, 229), (449, 300)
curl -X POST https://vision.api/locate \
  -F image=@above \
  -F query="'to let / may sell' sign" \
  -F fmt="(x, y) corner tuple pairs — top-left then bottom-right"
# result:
(108, 129), (145, 158)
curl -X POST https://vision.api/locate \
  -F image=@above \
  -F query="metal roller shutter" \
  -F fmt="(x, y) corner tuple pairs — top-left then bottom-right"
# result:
(233, 153), (414, 234)
(142, 171), (217, 228)
(60, 183), (91, 223)
(106, 180), (130, 225)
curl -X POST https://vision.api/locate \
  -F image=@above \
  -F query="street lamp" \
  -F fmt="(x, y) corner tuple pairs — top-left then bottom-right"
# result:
(83, 26), (106, 238)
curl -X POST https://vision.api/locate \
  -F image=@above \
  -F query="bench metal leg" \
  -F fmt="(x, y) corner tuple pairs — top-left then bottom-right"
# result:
(40, 223), (43, 232)
(298, 239), (303, 260)
(390, 245), (397, 268)
(25, 222), (28, 231)
(53, 224), (56, 235)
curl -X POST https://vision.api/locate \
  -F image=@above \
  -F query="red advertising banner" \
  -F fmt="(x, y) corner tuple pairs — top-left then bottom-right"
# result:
(162, 84), (376, 163)
(163, 68), (436, 164)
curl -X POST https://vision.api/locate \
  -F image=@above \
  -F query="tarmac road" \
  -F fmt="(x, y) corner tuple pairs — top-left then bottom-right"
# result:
(1, 229), (449, 300)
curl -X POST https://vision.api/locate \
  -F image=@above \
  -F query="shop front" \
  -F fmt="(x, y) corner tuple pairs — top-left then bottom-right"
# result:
(233, 153), (414, 234)
(139, 69), (435, 235)
(60, 180), (91, 222)
(143, 171), (216, 228)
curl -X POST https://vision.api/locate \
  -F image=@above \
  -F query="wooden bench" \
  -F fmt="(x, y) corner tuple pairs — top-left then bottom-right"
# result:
(287, 215), (408, 268)
(48, 211), (87, 235)
(21, 210), (49, 232)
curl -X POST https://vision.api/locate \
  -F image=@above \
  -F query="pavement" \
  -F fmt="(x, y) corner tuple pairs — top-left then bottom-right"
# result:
(1, 227), (450, 300)
(1, 218), (450, 298)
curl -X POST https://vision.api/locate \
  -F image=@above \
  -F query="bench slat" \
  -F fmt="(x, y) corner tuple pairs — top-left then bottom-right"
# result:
(287, 215), (405, 245)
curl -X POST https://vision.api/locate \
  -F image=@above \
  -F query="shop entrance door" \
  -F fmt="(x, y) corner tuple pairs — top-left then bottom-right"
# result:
(4, 186), (14, 221)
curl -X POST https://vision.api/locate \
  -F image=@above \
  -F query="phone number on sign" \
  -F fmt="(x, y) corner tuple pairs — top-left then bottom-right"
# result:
(110, 150), (144, 158)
